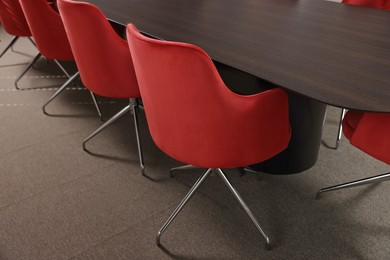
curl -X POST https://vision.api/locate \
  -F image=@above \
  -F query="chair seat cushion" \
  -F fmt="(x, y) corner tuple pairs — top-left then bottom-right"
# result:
(343, 111), (390, 164)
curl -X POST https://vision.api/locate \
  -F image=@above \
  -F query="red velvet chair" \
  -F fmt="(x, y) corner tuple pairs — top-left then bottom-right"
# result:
(329, 0), (389, 150)
(342, 0), (388, 9)
(18, 0), (72, 88)
(317, 111), (390, 198)
(0, 0), (34, 58)
(57, 0), (144, 174)
(19, 0), (101, 118)
(0, 0), (38, 85)
(127, 24), (291, 249)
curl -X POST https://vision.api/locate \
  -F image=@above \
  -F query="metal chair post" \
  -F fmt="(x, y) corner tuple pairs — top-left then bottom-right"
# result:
(14, 53), (42, 89)
(42, 71), (80, 114)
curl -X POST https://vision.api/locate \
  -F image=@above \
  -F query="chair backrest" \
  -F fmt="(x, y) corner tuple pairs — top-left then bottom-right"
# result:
(0, 0), (31, 36)
(127, 24), (291, 168)
(342, 0), (388, 9)
(19, 0), (73, 60)
(344, 111), (390, 164)
(57, 0), (139, 98)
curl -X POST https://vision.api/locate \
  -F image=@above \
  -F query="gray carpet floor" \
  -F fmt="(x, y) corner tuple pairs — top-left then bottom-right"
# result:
(0, 27), (389, 260)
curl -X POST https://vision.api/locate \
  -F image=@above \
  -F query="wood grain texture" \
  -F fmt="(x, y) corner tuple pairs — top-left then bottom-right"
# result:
(79, 0), (390, 112)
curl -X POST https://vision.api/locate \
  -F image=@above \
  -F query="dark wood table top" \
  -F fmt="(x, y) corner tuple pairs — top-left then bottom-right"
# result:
(80, 0), (390, 112)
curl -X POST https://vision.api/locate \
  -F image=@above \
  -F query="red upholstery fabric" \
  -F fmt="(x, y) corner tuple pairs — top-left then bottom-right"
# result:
(342, 0), (388, 9)
(57, 0), (139, 98)
(0, 0), (31, 36)
(127, 24), (291, 169)
(19, 0), (73, 60)
(342, 110), (364, 140)
(342, 111), (390, 164)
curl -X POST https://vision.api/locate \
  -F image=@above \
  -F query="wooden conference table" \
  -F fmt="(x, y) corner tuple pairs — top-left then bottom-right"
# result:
(78, 0), (390, 174)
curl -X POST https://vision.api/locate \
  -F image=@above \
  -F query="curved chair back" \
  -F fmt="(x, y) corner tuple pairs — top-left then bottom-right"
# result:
(343, 111), (390, 164)
(127, 24), (291, 169)
(57, 0), (139, 98)
(0, 0), (31, 36)
(342, 0), (388, 9)
(19, 0), (73, 60)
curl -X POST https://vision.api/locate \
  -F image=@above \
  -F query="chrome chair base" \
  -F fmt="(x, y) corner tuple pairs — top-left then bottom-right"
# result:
(82, 99), (145, 175)
(53, 59), (70, 78)
(9, 36), (36, 52)
(15, 53), (42, 89)
(82, 103), (131, 151)
(27, 36), (36, 47)
(169, 165), (258, 178)
(15, 55), (77, 90)
(0, 36), (19, 59)
(42, 71), (80, 114)
(42, 71), (101, 118)
(157, 168), (271, 250)
(89, 91), (103, 121)
(316, 172), (390, 199)
(1, 36), (36, 63)
(15, 54), (76, 89)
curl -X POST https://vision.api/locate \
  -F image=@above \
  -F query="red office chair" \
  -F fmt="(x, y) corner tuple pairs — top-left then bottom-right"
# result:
(0, 0), (37, 81)
(127, 24), (291, 249)
(0, 0), (34, 57)
(19, 0), (101, 118)
(317, 111), (390, 198)
(57, 0), (144, 174)
(328, 0), (389, 150)
(342, 0), (388, 9)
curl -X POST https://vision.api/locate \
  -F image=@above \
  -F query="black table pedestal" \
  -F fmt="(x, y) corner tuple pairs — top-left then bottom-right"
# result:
(250, 92), (326, 174)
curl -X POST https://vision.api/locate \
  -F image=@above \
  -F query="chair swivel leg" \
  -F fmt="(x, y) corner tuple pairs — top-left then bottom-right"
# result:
(82, 103), (131, 151)
(27, 36), (36, 47)
(157, 168), (213, 247)
(15, 53), (42, 89)
(89, 91), (103, 120)
(334, 108), (346, 149)
(42, 71), (80, 114)
(316, 172), (390, 199)
(157, 168), (271, 250)
(0, 36), (19, 58)
(170, 165), (249, 179)
(53, 59), (71, 78)
(11, 36), (35, 52)
(27, 37), (38, 69)
(216, 168), (271, 250)
(131, 98), (145, 175)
